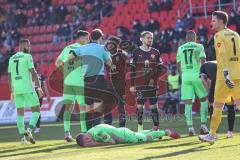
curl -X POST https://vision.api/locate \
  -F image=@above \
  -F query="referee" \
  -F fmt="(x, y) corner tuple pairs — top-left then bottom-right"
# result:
(70, 29), (113, 130)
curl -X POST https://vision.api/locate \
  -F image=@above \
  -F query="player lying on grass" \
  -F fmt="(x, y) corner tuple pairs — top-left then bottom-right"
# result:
(76, 124), (180, 147)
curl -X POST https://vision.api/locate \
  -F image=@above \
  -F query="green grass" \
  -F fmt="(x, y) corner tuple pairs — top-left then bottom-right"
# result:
(0, 114), (240, 160)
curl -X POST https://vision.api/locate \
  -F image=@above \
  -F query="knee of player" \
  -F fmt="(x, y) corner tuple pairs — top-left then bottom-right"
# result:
(184, 99), (193, 104)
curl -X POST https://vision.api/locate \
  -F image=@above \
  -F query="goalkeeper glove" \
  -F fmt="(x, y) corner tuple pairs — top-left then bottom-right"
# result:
(223, 69), (234, 88)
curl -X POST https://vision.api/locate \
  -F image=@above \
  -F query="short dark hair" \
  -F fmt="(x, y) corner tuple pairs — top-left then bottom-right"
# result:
(90, 29), (103, 41)
(19, 38), (30, 44)
(108, 36), (121, 44)
(140, 31), (153, 38)
(76, 133), (84, 146)
(212, 11), (228, 25)
(76, 30), (89, 38)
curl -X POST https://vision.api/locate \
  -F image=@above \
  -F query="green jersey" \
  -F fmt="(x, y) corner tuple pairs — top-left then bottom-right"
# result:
(8, 51), (35, 94)
(88, 124), (166, 144)
(88, 124), (126, 144)
(56, 43), (84, 86)
(177, 42), (206, 81)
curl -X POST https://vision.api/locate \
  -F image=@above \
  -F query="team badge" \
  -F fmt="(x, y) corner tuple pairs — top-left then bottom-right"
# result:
(151, 54), (155, 59)
(217, 43), (221, 48)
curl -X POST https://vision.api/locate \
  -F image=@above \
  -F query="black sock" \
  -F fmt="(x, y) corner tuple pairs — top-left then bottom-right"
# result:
(104, 112), (112, 125)
(227, 104), (235, 131)
(118, 100), (126, 127)
(137, 108), (143, 125)
(86, 112), (93, 130)
(209, 105), (213, 120)
(151, 108), (159, 127)
(92, 112), (101, 127)
(36, 115), (41, 128)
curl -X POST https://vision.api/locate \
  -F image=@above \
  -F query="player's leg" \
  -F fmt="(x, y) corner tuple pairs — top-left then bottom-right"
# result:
(199, 81), (228, 144)
(62, 85), (75, 142)
(194, 80), (209, 134)
(14, 94), (27, 144)
(148, 87), (159, 130)
(136, 88), (145, 132)
(75, 85), (87, 133)
(118, 96), (126, 127)
(34, 95), (43, 133)
(23, 92), (40, 144)
(225, 102), (235, 138)
(208, 79), (215, 120)
(181, 81), (195, 136)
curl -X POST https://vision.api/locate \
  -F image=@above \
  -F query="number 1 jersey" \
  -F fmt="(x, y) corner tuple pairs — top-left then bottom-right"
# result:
(214, 28), (240, 81)
(177, 42), (206, 81)
(8, 51), (35, 94)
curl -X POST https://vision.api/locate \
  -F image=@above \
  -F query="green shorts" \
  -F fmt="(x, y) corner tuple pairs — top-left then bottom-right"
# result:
(63, 85), (85, 105)
(14, 92), (40, 108)
(121, 128), (147, 143)
(181, 79), (207, 100)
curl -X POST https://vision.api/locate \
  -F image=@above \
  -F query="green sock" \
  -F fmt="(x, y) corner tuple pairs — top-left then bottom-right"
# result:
(200, 101), (208, 124)
(149, 130), (167, 139)
(64, 110), (71, 133)
(29, 112), (40, 129)
(80, 111), (87, 132)
(17, 115), (25, 138)
(185, 104), (193, 127)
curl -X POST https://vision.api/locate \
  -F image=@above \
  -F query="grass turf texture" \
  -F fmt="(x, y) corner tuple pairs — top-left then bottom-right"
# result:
(0, 114), (240, 160)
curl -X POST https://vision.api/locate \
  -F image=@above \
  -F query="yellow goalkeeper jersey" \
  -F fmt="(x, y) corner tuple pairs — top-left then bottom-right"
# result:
(214, 28), (240, 80)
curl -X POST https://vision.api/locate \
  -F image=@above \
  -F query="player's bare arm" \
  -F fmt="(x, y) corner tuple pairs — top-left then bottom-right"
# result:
(30, 68), (43, 98)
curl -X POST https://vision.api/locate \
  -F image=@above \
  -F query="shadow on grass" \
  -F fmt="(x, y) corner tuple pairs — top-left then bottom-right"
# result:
(138, 143), (240, 160)
(0, 143), (78, 158)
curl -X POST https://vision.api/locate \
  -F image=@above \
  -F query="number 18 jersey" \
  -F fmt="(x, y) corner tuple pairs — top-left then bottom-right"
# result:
(177, 42), (206, 81)
(8, 51), (34, 94)
(214, 28), (240, 81)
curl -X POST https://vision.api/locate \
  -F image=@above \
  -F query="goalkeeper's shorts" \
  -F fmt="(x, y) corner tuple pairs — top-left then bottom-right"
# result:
(214, 79), (240, 104)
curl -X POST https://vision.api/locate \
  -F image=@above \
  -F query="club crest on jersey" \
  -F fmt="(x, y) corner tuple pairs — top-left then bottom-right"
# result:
(151, 54), (155, 59)
(217, 43), (221, 48)
(116, 56), (119, 61)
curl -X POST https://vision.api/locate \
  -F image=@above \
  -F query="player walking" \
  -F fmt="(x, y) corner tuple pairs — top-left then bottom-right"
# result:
(176, 30), (209, 136)
(200, 61), (236, 138)
(8, 39), (43, 144)
(199, 11), (240, 144)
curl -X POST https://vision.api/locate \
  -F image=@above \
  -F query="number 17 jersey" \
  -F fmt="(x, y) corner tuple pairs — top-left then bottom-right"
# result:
(8, 51), (35, 94)
(177, 42), (206, 81)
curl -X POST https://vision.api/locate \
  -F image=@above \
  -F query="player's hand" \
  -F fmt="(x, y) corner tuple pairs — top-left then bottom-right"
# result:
(129, 86), (136, 93)
(10, 93), (14, 101)
(223, 69), (235, 88)
(37, 88), (44, 98)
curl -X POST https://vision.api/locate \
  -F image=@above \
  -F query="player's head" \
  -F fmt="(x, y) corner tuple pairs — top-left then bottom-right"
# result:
(211, 11), (228, 31)
(19, 38), (30, 53)
(76, 30), (89, 45)
(90, 28), (104, 43)
(76, 133), (95, 147)
(105, 36), (121, 53)
(140, 31), (153, 47)
(108, 36), (121, 46)
(185, 30), (196, 42)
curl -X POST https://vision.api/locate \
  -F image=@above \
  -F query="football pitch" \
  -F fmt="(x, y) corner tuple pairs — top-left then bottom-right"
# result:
(0, 114), (240, 160)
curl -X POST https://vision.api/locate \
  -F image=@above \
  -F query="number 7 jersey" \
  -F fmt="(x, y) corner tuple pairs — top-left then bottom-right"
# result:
(214, 28), (240, 80)
(8, 51), (35, 94)
(177, 42), (206, 81)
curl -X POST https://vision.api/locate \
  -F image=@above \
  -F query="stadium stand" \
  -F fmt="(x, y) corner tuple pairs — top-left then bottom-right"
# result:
(0, 0), (240, 100)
